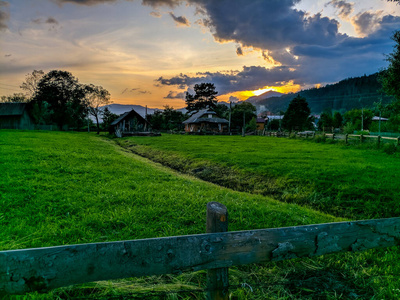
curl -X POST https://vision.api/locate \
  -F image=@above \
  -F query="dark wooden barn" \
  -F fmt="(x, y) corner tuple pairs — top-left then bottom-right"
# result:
(109, 109), (151, 137)
(0, 103), (34, 130)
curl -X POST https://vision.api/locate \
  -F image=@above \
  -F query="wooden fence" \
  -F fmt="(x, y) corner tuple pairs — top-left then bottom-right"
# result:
(1, 202), (399, 299)
(323, 133), (400, 146)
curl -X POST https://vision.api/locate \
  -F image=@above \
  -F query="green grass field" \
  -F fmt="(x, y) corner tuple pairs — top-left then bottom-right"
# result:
(1, 131), (400, 299)
(117, 134), (400, 220)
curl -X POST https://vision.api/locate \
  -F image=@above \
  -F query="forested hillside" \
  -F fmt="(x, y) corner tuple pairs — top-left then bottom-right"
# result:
(249, 73), (395, 114)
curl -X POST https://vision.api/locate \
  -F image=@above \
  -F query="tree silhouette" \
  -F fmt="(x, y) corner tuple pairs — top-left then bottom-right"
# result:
(185, 83), (218, 113)
(380, 30), (400, 102)
(84, 84), (111, 134)
(282, 95), (312, 131)
(33, 70), (87, 129)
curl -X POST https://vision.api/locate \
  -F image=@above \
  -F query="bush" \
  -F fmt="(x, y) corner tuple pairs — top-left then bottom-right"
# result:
(343, 122), (356, 134)
(314, 134), (327, 143)
(383, 143), (397, 155)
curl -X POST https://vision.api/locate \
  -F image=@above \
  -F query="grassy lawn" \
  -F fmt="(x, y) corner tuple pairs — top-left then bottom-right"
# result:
(1, 131), (399, 299)
(117, 134), (400, 220)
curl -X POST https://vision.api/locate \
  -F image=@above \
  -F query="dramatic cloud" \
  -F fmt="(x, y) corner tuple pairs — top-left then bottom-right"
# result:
(192, 0), (346, 51)
(352, 11), (383, 36)
(156, 66), (299, 95)
(169, 12), (190, 26)
(0, 1), (9, 31)
(53, 0), (117, 5)
(327, 0), (354, 19)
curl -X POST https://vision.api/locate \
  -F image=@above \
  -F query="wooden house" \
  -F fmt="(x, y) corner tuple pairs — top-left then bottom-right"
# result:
(256, 118), (266, 131)
(183, 109), (229, 133)
(0, 103), (34, 130)
(110, 109), (151, 137)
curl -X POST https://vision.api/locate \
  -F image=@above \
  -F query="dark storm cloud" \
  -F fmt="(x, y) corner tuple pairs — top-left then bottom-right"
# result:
(153, 0), (400, 93)
(191, 0), (346, 51)
(327, 0), (354, 19)
(169, 12), (190, 26)
(53, 0), (118, 6)
(156, 66), (299, 95)
(0, 1), (9, 31)
(352, 11), (382, 36)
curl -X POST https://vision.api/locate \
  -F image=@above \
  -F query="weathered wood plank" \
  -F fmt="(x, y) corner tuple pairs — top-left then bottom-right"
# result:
(1, 217), (399, 295)
(206, 202), (229, 300)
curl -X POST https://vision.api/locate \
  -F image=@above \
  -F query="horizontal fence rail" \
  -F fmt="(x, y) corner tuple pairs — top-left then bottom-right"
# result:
(1, 210), (399, 296)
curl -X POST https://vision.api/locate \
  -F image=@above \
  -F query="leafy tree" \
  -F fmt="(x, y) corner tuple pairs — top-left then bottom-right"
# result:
(318, 110), (333, 131)
(32, 70), (87, 129)
(185, 83), (218, 113)
(0, 93), (28, 103)
(282, 95), (313, 131)
(380, 30), (400, 102)
(147, 105), (186, 131)
(247, 117), (257, 132)
(102, 107), (119, 132)
(84, 84), (111, 134)
(214, 103), (229, 119)
(344, 108), (374, 131)
(230, 102), (256, 130)
(20, 70), (44, 99)
(332, 111), (343, 128)
(162, 105), (186, 130)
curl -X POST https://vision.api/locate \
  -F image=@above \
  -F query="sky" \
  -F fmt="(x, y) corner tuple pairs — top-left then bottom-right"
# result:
(0, 0), (399, 109)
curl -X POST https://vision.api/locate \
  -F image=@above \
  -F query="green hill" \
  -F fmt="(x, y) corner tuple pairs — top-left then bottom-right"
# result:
(247, 72), (395, 114)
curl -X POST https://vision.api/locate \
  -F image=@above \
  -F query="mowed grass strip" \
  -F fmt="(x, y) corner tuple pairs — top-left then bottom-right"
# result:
(117, 134), (400, 220)
(1, 131), (399, 299)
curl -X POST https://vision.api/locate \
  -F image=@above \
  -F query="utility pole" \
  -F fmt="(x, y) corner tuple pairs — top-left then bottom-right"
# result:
(242, 111), (245, 137)
(361, 107), (364, 131)
(229, 101), (232, 135)
(379, 95), (383, 135)
(359, 97), (363, 131)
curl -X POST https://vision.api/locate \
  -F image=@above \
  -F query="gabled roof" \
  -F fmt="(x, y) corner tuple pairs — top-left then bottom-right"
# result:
(0, 103), (27, 116)
(183, 108), (223, 124)
(110, 109), (149, 126)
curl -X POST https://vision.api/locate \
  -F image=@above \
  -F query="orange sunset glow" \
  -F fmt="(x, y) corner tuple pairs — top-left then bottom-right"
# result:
(1, 0), (399, 109)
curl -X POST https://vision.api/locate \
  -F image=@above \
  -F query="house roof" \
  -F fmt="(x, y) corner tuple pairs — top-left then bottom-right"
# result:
(256, 118), (266, 123)
(372, 116), (389, 121)
(0, 103), (27, 116)
(195, 117), (229, 124)
(266, 115), (284, 120)
(183, 109), (225, 124)
(110, 109), (149, 126)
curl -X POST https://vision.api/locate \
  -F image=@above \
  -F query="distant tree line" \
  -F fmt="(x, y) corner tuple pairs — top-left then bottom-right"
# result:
(1, 69), (111, 134)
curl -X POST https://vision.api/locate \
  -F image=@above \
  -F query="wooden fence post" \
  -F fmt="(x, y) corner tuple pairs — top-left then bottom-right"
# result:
(377, 135), (381, 147)
(360, 134), (364, 143)
(345, 134), (348, 144)
(206, 202), (229, 300)
(332, 133), (335, 140)
(397, 137), (400, 147)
